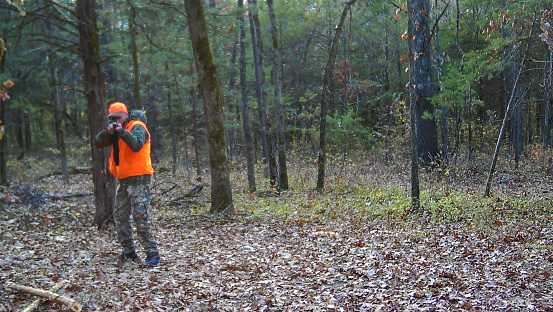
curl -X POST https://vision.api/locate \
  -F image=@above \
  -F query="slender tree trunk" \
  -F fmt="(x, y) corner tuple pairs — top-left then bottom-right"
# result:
(184, 0), (234, 215)
(238, 0), (256, 193)
(485, 14), (534, 197)
(544, 51), (553, 147)
(267, 0), (288, 191)
(435, 0), (448, 163)
(467, 95), (473, 165)
(190, 83), (202, 181)
(16, 112), (23, 149)
(52, 70), (67, 175)
(0, 99), (7, 186)
(128, 0), (140, 110)
(76, 0), (116, 228)
(408, 0), (420, 210)
(503, 20), (523, 167)
(167, 64), (177, 176)
(316, 0), (357, 192)
(172, 63), (191, 179)
(248, 0), (277, 187)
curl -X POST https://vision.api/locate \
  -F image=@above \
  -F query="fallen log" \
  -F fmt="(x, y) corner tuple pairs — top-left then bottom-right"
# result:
(5, 281), (82, 312)
(21, 280), (69, 312)
(36, 167), (92, 181)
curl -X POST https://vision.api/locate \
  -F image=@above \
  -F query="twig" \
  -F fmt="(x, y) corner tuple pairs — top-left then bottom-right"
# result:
(21, 280), (68, 312)
(5, 282), (82, 312)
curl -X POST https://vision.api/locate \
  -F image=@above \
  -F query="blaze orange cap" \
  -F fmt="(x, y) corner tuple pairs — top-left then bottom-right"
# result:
(108, 102), (128, 117)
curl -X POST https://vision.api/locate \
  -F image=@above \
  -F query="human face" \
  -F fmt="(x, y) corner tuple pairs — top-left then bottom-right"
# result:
(111, 113), (128, 125)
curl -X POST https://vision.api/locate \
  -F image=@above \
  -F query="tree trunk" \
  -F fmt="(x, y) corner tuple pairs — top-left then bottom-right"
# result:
(172, 63), (191, 178)
(190, 83), (202, 181)
(167, 64), (177, 176)
(128, 0), (140, 110)
(248, 0), (277, 187)
(76, 0), (116, 228)
(435, 0), (448, 163)
(408, 0), (421, 210)
(484, 14), (534, 197)
(184, 0), (234, 215)
(267, 0), (288, 191)
(52, 69), (67, 175)
(544, 51), (553, 148)
(238, 0), (256, 193)
(0, 98), (7, 186)
(411, 0), (439, 167)
(316, 0), (357, 192)
(503, 20), (523, 167)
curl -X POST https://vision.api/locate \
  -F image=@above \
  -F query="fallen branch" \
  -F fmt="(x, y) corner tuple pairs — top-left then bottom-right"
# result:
(36, 167), (92, 181)
(5, 282), (82, 312)
(21, 280), (69, 312)
(43, 192), (93, 200)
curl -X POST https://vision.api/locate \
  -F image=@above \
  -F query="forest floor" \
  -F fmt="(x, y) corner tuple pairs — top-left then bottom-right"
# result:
(1, 149), (553, 311)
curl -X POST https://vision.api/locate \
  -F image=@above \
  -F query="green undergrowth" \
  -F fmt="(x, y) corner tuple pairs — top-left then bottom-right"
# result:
(233, 153), (553, 234)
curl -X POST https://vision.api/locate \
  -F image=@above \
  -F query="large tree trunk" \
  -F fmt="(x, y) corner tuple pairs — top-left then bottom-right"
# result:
(411, 0), (439, 166)
(267, 0), (288, 191)
(76, 0), (116, 228)
(238, 0), (256, 193)
(184, 0), (234, 215)
(316, 0), (357, 192)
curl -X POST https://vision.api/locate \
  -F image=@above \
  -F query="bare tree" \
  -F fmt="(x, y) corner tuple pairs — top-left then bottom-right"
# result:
(316, 0), (357, 192)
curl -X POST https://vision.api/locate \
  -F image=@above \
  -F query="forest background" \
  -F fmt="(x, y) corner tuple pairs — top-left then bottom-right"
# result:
(1, 0), (553, 310)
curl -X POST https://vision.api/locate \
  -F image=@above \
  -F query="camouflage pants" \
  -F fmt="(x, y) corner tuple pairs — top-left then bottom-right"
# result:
(114, 183), (159, 255)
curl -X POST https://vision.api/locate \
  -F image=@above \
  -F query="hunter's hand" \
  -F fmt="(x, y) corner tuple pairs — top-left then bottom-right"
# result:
(108, 122), (121, 135)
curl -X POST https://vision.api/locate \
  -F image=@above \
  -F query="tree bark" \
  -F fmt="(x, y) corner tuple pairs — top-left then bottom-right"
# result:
(76, 0), (116, 228)
(411, 0), (439, 166)
(184, 0), (234, 215)
(316, 0), (357, 192)
(238, 0), (256, 193)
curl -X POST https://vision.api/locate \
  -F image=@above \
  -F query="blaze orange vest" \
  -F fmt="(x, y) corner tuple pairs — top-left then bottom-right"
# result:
(109, 120), (154, 179)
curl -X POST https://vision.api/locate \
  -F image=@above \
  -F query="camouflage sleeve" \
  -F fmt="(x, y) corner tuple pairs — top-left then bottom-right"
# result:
(119, 124), (150, 152)
(94, 129), (113, 148)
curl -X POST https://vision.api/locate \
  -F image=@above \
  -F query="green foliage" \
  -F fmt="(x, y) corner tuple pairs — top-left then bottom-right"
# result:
(326, 109), (374, 151)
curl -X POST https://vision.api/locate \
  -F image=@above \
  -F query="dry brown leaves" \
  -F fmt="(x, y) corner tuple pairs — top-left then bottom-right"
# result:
(0, 157), (553, 311)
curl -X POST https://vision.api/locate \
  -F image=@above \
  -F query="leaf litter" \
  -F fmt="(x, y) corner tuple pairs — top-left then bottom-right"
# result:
(1, 155), (553, 311)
